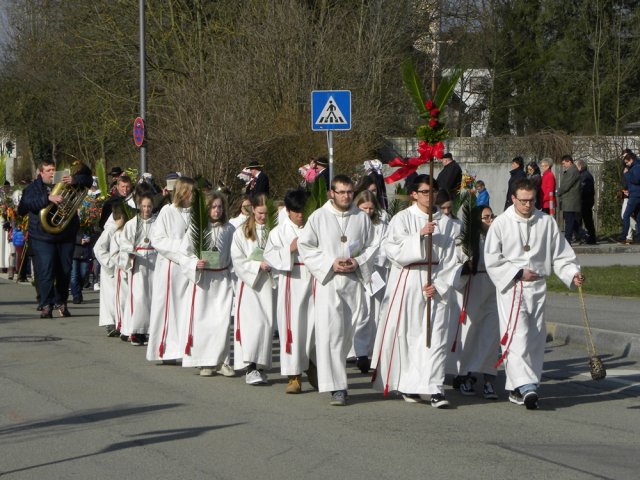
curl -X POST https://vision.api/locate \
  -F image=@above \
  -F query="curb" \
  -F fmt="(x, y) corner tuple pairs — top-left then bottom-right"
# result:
(547, 321), (640, 361)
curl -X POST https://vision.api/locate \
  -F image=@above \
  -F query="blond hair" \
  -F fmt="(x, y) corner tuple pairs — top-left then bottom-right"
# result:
(172, 177), (195, 208)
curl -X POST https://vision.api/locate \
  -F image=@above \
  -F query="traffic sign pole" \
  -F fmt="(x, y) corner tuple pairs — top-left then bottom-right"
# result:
(328, 130), (334, 183)
(311, 90), (351, 184)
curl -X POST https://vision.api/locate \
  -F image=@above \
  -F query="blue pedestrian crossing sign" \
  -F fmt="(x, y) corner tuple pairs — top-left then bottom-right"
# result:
(311, 90), (351, 131)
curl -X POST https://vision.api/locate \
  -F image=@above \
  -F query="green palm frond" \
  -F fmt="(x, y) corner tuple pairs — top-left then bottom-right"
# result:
(189, 187), (210, 257)
(0, 153), (7, 185)
(434, 68), (463, 110)
(401, 58), (428, 116)
(303, 177), (328, 223)
(121, 200), (136, 222)
(456, 191), (477, 259)
(265, 197), (279, 234)
(388, 184), (410, 218)
(95, 158), (109, 199)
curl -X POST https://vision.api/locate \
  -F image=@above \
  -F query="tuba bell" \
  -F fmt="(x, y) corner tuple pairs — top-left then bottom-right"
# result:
(40, 169), (88, 235)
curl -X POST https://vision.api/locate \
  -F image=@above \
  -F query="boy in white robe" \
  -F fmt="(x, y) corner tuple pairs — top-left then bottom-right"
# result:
(146, 178), (193, 363)
(297, 174), (377, 406)
(264, 189), (316, 394)
(370, 175), (460, 408)
(484, 178), (584, 410)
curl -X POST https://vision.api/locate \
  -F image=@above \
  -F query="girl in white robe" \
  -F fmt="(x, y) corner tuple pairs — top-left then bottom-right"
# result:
(146, 178), (194, 362)
(93, 205), (126, 334)
(351, 190), (388, 372)
(371, 176), (460, 407)
(264, 189), (316, 394)
(118, 193), (157, 346)
(450, 206), (500, 399)
(230, 194), (276, 384)
(179, 192), (235, 375)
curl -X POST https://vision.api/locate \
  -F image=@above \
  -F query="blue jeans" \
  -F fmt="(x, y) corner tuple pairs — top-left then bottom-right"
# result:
(563, 211), (580, 243)
(70, 259), (89, 298)
(621, 197), (640, 239)
(30, 238), (74, 307)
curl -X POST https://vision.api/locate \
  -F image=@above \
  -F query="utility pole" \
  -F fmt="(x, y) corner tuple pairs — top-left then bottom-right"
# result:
(139, 0), (147, 175)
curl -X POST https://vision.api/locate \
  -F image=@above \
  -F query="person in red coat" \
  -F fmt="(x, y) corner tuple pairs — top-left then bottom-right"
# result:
(540, 158), (556, 214)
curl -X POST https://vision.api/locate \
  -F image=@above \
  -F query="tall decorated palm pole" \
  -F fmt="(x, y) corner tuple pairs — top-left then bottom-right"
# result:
(385, 59), (461, 348)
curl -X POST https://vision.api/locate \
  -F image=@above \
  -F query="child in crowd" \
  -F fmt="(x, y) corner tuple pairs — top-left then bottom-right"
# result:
(119, 192), (157, 346)
(475, 180), (490, 207)
(93, 203), (126, 336)
(179, 192), (236, 376)
(231, 194), (275, 385)
(264, 189), (316, 394)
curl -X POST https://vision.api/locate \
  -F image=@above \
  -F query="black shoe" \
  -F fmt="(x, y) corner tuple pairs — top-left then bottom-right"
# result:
(430, 393), (450, 408)
(356, 356), (371, 373)
(106, 326), (120, 337)
(72, 296), (83, 304)
(36, 305), (43, 311)
(523, 390), (539, 410)
(55, 304), (71, 317)
(120, 334), (129, 342)
(40, 305), (53, 318)
(130, 334), (144, 346)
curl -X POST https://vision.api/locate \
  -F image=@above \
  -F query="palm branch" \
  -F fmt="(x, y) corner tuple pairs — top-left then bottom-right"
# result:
(388, 184), (410, 218)
(401, 58), (428, 117)
(0, 153), (7, 185)
(95, 158), (109, 199)
(455, 190), (477, 260)
(434, 68), (463, 109)
(303, 176), (329, 223)
(121, 200), (136, 222)
(261, 197), (279, 247)
(189, 187), (210, 257)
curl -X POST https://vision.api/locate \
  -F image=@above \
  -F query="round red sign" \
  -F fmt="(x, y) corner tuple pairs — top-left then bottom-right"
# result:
(133, 117), (145, 147)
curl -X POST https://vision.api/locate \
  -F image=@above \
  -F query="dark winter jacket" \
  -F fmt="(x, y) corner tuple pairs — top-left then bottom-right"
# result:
(18, 174), (93, 243)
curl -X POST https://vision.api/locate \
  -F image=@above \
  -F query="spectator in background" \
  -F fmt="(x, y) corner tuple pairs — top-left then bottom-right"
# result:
(475, 180), (490, 207)
(576, 159), (597, 245)
(539, 158), (556, 214)
(99, 175), (133, 230)
(245, 162), (270, 197)
(557, 155), (581, 244)
(108, 166), (124, 195)
(504, 156), (527, 210)
(617, 152), (640, 244)
(526, 161), (542, 209)
(363, 159), (388, 210)
(436, 152), (462, 200)
(314, 157), (330, 190)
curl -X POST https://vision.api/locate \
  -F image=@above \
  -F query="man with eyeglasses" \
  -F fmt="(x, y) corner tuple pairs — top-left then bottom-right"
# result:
(371, 174), (460, 408)
(485, 178), (584, 410)
(297, 174), (377, 406)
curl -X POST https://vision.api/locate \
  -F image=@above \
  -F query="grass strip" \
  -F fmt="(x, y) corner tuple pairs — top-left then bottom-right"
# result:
(546, 265), (640, 297)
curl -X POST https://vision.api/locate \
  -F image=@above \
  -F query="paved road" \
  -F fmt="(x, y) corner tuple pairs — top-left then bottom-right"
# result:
(1, 277), (639, 479)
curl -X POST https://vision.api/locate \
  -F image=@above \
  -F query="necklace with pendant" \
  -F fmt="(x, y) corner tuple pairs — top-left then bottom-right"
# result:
(520, 219), (531, 252)
(336, 212), (350, 243)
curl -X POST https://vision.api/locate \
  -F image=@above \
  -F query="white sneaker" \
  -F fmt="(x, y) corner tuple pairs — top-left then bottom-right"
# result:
(245, 369), (267, 385)
(259, 370), (268, 383)
(199, 367), (215, 377)
(93, 283), (100, 291)
(217, 363), (235, 377)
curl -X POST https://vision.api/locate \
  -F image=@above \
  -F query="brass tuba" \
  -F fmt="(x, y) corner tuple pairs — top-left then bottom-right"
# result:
(40, 175), (88, 235)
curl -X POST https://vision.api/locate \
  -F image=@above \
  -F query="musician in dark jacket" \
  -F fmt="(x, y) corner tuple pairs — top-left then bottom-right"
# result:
(18, 160), (92, 318)
(244, 162), (270, 197)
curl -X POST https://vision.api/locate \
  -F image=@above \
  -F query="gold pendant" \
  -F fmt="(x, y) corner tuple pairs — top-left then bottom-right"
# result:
(340, 235), (347, 243)
(524, 245), (530, 252)
(144, 237), (149, 243)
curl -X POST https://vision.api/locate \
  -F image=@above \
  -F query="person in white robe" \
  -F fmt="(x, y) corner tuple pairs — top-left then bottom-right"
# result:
(146, 178), (194, 363)
(484, 177), (584, 410)
(179, 192), (235, 375)
(93, 205), (126, 335)
(264, 189), (316, 394)
(297, 174), (377, 406)
(230, 193), (276, 385)
(370, 174), (460, 408)
(450, 205), (500, 399)
(350, 190), (388, 373)
(118, 193), (157, 346)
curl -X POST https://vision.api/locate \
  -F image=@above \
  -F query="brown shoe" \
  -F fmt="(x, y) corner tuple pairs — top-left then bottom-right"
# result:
(285, 375), (302, 394)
